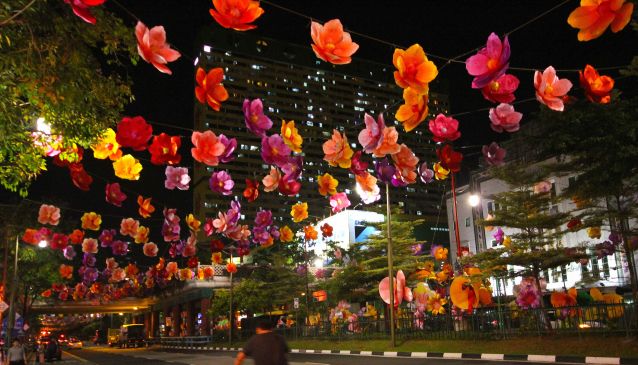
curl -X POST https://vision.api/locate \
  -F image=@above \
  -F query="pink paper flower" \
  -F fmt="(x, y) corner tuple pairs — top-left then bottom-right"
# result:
(481, 74), (519, 103)
(105, 183), (127, 207)
(428, 114), (461, 143)
(64, 0), (106, 24)
(534, 66), (573, 112)
(38, 204), (61, 226)
(243, 99), (273, 137)
(105, 257), (118, 270)
(165, 166), (191, 190)
(82, 238), (98, 254)
(466, 32), (511, 89)
(261, 134), (291, 167)
(143, 242), (158, 257)
(482, 142), (507, 166)
(358, 113), (385, 153)
(330, 192), (351, 213)
(209, 171), (234, 195)
(218, 134), (237, 164)
(191, 130), (226, 166)
(489, 103), (523, 133)
(135, 21), (181, 75)
(120, 218), (140, 237)
(262, 166), (281, 192)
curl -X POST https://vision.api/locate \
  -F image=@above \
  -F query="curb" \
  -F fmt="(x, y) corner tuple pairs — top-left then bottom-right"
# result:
(160, 345), (637, 364)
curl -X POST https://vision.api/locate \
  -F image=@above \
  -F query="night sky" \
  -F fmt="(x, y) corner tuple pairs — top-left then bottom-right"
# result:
(3, 0), (637, 236)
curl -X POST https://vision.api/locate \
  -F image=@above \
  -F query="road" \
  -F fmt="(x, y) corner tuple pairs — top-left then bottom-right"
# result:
(63, 346), (555, 365)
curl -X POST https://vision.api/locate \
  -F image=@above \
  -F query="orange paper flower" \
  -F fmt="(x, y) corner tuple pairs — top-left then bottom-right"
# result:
(59, 264), (73, 280)
(38, 204), (61, 226)
(120, 217), (140, 237)
(195, 67), (229, 111)
(226, 262), (238, 274)
(113, 154), (143, 180)
(262, 166), (281, 192)
(567, 0), (634, 41)
(304, 225), (318, 241)
(209, 0), (264, 31)
(433, 162), (450, 180)
(68, 229), (84, 244)
(212, 252), (223, 264)
(372, 127), (401, 158)
(395, 87), (429, 132)
(310, 19), (359, 65)
(291, 202), (308, 223)
(579, 64), (614, 104)
(134, 226), (150, 244)
(323, 130), (354, 168)
(81, 212), (102, 231)
(186, 213), (201, 232)
(393, 44), (438, 93)
(391, 144), (419, 184)
(281, 120), (303, 153)
(137, 196), (155, 218)
(280, 226), (294, 242)
(317, 173), (339, 196)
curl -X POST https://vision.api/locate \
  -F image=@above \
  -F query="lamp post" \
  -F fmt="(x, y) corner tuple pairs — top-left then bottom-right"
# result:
(385, 183), (396, 348)
(6, 236), (20, 346)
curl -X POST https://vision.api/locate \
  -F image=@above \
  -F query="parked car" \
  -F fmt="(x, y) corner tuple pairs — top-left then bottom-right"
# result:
(67, 337), (83, 350)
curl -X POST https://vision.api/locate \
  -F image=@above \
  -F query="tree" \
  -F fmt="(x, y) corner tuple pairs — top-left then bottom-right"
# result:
(0, 0), (135, 195)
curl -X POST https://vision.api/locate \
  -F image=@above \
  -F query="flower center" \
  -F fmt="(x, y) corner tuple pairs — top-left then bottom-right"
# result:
(487, 58), (498, 70)
(250, 114), (259, 124)
(490, 81), (500, 92)
(326, 43), (336, 51)
(545, 84), (554, 95)
(230, 7), (241, 18)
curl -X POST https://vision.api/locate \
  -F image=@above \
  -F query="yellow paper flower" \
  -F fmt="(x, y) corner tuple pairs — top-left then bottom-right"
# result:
(317, 173), (338, 196)
(280, 226), (294, 242)
(113, 154), (143, 180)
(212, 252), (223, 265)
(81, 212), (102, 231)
(587, 227), (601, 239)
(281, 120), (303, 153)
(503, 236), (512, 248)
(433, 162), (449, 180)
(291, 202), (308, 223)
(92, 128), (122, 161)
(304, 225), (318, 241)
(186, 213), (201, 232)
(134, 226), (150, 244)
(427, 292), (447, 315)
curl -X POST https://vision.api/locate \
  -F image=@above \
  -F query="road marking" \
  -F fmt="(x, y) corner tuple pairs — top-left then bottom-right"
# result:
(304, 363), (329, 365)
(481, 354), (505, 360)
(443, 353), (463, 359)
(528, 355), (556, 362)
(586, 357), (620, 365)
(62, 351), (90, 363)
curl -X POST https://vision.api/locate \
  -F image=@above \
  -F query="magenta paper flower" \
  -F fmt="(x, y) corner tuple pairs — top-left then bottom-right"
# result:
(82, 238), (98, 254)
(111, 240), (128, 256)
(330, 192), (351, 213)
(261, 134), (291, 167)
(63, 246), (76, 260)
(243, 98), (273, 137)
(493, 227), (504, 243)
(516, 277), (541, 309)
(218, 134), (237, 164)
(281, 155), (303, 181)
(374, 158), (396, 184)
(38, 204), (61, 226)
(534, 66), (573, 112)
(254, 209), (273, 229)
(466, 32), (511, 89)
(105, 183), (127, 207)
(482, 74), (519, 103)
(358, 113), (385, 153)
(428, 114), (461, 143)
(482, 142), (507, 166)
(350, 151), (369, 177)
(489, 103), (522, 133)
(209, 170), (234, 195)
(165, 166), (191, 190)
(99, 229), (116, 247)
(418, 162), (435, 184)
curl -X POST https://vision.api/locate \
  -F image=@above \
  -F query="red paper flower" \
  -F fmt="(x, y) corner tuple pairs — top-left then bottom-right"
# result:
(437, 145), (463, 173)
(105, 182), (127, 207)
(69, 164), (93, 191)
(64, 0), (106, 24)
(68, 229), (84, 245)
(243, 179), (259, 202)
(195, 68), (229, 111)
(209, 0), (264, 31)
(22, 229), (39, 245)
(321, 223), (333, 238)
(148, 133), (182, 165)
(50, 233), (69, 251)
(579, 64), (614, 104)
(211, 239), (225, 252)
(226, 262), (238, 274)
(116, 116), (153, 151)
(187, 257), (199, 269)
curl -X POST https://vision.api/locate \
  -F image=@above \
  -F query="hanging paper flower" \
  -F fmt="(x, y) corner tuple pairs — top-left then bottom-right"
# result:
(391, 144), (419, 185)
(242, 99), (273, 137)
(503, 236), (512, 248)
(281, 120), (303, 153)
(243, 179), (260, 202)
(92, 128), (122, 161)
(396, 88), (429, 132)
(317, 173), (338, 197)
(261, 134), (291, 167)
(373, 127), (401, 158)
(579, 64), (614, 104)
(81, 212), (101, 231)
(137, 196), (155, 218)
(374, 158), (396, 184)
(489, 103), (522, 133)
(277, 177), (301, 197)
(125, 263), (139, 278)
(567, 0), (634, 41)
(418, 162), (435, 184)
(105, 183), (127, 207)
(98, 229), (116, 247)
(111, 240), (129, 256)
(262, 167), (281, 192)
(310, 19), (359, 65)
(176, 268), (192, 281)
(162, 208), (181, 242)
(437, 145), (463, 173)
(186, 214), (201, 232)
(120, 218), (140, 237)
(349, 151), (369, 177)
(431, 245), (448, 261)
(164, 166), (191, 190)
(68, 229), (84, 245)
(211, 252), (223, 264)
(291, 202), (308, 223)
(330, 192), (351, 213)
(493, 227), (505, 243)
(323, 130), (354, 168)
(279, 226), (294, 242)
(428, 114), (461, 143)
(22, 229), (39, 245)
(191, 130), (226, 166)
(516, 277), (542, 309)
(209, 170), (235, 195)
(587, 226), (602, 239)
(59, 264), (74, 280)
(321, 223), (333, 238)
(482, 74), (519, 104)
(139, 242), (157, 257)
(134, 226), (150, 244)
(81, 238), (98, 254)
(38, 204), (61, 226)
(433, 163), (449, 180)
(534, 66), (573, 112)
(135, 21), (181, 75)
(355, 172), (381, 204)
(304, 225), (318, 241)
(358, 113), (385, 153)
(195, 67), (229, 111)
(567, 218), (583, 232)
(212, 212), (230, 234)
(63, 246), (76, 260)
(116, 116), (153, 151)
(149, 133), (182, 165)
(209, 0), (264, 31)
(110, 268), (126, 282)
(465, 32), (511, 89)
(69, 164), (93, 191)
(183, 242), (197, 257)
(64, 0), (106, 24)
(113, 154), (143, 181)
(393, 44), (438, 93)
(482, 142), (507, 166)
(218, 134), (237, 163)
(226, 262), (238, 274)
(50, 233), (69, 251)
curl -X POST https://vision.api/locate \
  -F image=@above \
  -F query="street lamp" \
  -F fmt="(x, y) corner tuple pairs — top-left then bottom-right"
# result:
(38, 240), (48, 248)
(468, 194), (480, 207)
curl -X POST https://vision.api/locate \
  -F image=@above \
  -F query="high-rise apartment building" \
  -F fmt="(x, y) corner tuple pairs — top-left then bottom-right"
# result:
(193, 30), (449, 229)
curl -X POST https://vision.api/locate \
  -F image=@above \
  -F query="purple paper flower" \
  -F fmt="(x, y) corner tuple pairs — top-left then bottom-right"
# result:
(82, 267), (98, 284)
(99, 229), (116, 247)
(595, 241), (616, 258)
(111, 240), (128, 256)
(254, 209), (273, 229)
(411, 244), (424, 255)
(608, 232), (622, 245)
(82, 253), (96, 267)
(493, 227), (504, 243)
(482, 142), (507, 166)
(226, 200), (241, 227)
(374, 158), (396, 184)
(243, 98), (273, 137)
(209, 170), (234, 195)
(218, 134), (237, 164)
(269, 225), (280, 240)
(281, 155), (303, 181)
(63, 246), (76, 260)
(261, 134), (291, 168)
(418, 162), (434, 184)
(296, 264), (308, 275)
(162, 208), (181, 242)
(391, 173), (408, 187)
(165, 166), (191, 190)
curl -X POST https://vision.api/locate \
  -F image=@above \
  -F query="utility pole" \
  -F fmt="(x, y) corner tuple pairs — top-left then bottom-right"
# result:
(385, 183), (395, 348)
(7, 236), (20, 346)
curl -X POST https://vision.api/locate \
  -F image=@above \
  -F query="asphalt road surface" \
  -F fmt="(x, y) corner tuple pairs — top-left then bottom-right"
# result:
(62, 346), (560, 365)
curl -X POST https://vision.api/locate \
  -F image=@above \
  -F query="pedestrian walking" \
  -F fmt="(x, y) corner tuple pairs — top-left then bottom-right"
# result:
(5, 340), (26, 365)
(234, 321), (289, 365)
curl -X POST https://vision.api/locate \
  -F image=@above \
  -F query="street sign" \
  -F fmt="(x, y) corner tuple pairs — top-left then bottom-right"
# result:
(0, 301), (7, 313)
(293, 298), (299, 309)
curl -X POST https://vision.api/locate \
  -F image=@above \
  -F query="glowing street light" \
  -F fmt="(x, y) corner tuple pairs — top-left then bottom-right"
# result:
(468, 194), (481, 207)
(36, 117), (51, 134)
(38, 240), (48, 248)
(313, 258), (324, 268)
